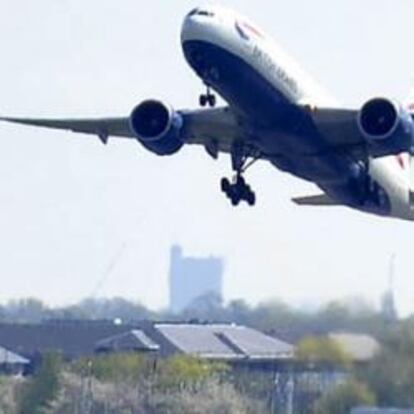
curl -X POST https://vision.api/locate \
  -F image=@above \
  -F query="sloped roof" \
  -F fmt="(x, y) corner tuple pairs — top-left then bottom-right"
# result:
(155, 324), (294, 360)
(0, 321), (293, 363)
(0, 321), (150, 359)
(0, 346), (29, 365)
(329, 333), (380, 362)
(96, 329), (159, 352)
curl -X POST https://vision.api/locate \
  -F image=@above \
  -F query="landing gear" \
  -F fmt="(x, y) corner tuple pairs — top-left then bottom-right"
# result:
(220, 142), (260, 207)
(199, 85), (216, 107)
(221, 175), (256, 206)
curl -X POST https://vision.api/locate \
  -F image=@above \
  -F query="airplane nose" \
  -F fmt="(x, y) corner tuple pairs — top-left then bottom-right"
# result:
(181, 15), (202, 43)
(182, 9), (217, 43)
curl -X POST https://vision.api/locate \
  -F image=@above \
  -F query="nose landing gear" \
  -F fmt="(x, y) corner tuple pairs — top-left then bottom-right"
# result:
(199, 85), (216, 107)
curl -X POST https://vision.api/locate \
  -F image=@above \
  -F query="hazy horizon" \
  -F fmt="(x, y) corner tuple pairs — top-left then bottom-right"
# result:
(0, 289), (386, 317)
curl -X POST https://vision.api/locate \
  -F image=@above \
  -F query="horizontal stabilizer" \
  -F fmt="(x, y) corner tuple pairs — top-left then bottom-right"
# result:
(292, 193), (339, 206)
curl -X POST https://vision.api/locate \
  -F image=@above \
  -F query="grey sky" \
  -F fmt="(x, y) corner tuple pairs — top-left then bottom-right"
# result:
(0, 0), (414, 314)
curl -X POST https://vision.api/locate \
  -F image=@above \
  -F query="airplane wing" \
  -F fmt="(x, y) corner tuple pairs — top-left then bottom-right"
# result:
(2, 105), (408, 158)
(0, 116), (132, 144)
(0, 107), (242, 155)
(292, 193), (340, 206)
(181, 107), (242, 155)
(310, 108), (362, 149)
(310, 106), (412, 158)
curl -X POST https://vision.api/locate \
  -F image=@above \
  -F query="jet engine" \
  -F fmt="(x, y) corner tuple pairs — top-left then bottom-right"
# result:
(357, 98), (413, 144)
(129, 100), (184, 155)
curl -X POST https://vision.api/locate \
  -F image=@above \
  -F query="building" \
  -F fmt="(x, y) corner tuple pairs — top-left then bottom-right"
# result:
(169, 245), (224, 313)
(0, 320), (135, 363)
(96, 323), (294, 371)
(0, 320), (294, 373)
(0, 346), (29, 375)
(96, 329), (160, 354)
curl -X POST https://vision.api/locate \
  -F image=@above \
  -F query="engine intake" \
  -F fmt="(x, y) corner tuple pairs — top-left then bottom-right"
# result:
(358, 98), (409, 141)
(129, 100), (184, 156)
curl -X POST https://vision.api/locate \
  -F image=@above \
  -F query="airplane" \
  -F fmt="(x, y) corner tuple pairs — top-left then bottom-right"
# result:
(2, 5), (414, 221)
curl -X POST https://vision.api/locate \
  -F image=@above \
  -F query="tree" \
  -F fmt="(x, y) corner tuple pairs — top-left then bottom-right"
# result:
(74, 297), (152, 321)
(227, 299), (251, 325)
(313, 380), (376, 414)
(249, 299), (299, 332)
(74, 353), (146, 383)
(153, 378), (263, 414)
(296, 336), (352, 369)
(5, 298), (50, 323)
(358, 321), (414, 406)
(158, 356), (227, 389)
(0, 376), (19, 413)
(18, 352), (62, 414)
(182, 292), (225, 321)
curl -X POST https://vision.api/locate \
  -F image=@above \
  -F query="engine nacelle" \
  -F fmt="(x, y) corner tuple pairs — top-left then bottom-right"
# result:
(129, 100), (184, 156)
(357, 98), (413, 145)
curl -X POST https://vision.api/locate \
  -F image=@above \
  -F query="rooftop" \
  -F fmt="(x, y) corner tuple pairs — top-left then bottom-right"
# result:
(0, 346), (29, 365)
(0, 320), (294, 364)
(329, 332), (381, 362)
(96, 329), (160, 353)
(155, 323), (294, 360)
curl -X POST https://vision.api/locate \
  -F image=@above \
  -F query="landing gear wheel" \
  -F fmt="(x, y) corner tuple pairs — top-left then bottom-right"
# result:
(220, 175), (257, 207)
(199, 94), (216, 107)
(220, 142), (262, 207)
(230, 193), (240, 206)
(199, 95), (208, 107)
(245, 190), (256, 206)
(207, 94), (216, 107)
(199, 84), (216, 108)
(221, 177), (231, 193)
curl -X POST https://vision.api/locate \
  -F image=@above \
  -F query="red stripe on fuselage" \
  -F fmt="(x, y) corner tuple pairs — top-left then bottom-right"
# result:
(241, 21), (264, 39)
(396, 154), (406, 170)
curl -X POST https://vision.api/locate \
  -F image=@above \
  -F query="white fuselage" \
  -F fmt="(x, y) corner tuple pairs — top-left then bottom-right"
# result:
(181, 6), (414, 221)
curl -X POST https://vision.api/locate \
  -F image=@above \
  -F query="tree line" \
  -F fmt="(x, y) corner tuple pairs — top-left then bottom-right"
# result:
(0, 294), (392, 342)
(1, 294), (414, 412)
(5, 321), (414, 414)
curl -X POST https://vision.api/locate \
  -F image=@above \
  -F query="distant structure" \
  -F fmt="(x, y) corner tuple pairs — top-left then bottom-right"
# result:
(0, 320), (294, 374)
(381, 254), (398, 324)
(169, 245), (224, 313)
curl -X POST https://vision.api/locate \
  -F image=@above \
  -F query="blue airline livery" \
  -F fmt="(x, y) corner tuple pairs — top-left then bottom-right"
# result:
(3, 6), (414, 221)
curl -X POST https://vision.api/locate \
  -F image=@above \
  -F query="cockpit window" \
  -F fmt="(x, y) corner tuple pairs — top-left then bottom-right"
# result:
(188, 8), (215, 18)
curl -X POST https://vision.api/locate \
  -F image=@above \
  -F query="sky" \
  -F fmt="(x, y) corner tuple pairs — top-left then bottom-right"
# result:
(0, 0), (414, 314)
